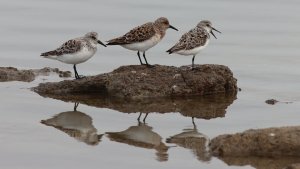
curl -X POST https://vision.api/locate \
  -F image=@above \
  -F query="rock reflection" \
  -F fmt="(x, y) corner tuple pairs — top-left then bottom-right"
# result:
(219, 156), (300, 169)
(166, 123), (211, 162)
(41, 103), (102, 146)
(106, 122), (168, 161)
(38, 92), (236, 120)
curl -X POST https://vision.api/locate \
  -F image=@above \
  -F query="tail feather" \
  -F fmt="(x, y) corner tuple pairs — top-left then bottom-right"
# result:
(166, 44), (185, 54)
(166, 47), (174, 54)
(106, 37), (126, 46)
(41, 50), (59, 59)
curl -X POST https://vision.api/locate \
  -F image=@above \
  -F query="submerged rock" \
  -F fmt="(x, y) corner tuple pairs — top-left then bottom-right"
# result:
(0, 67), (71, 82)
(0, 67), (35, 82)
(265, 99), (279, 105)
(265, 99), (293, 105)
(210, 126), (300, 157)
(33, 64), (237, 99)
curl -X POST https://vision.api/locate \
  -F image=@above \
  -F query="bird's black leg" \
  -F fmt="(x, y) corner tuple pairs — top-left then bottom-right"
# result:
(143, 113), (149, 123)
(137, 51), (144, 65)
(73, 64), (85, 79)
(192, 117), (195, 125)
(192, 55), (196, 69)
(74, 102), (79, 111)
(143, 52), (153, 67)
(73, 64), (79, 79)
(137, 112), (142, 122)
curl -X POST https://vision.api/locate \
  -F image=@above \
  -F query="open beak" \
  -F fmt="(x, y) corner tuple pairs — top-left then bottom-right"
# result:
(97, 40), (107, 47)
(210, 27), (221, 39)
(169, 25), (178, 31)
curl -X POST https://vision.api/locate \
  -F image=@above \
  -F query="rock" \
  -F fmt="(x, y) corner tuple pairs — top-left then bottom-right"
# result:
(210, 126), (300, 157)
(0, 67), (71, 82)
(265, 99), (293, 105)
(33, 64), (237, 99)
(265, 99), (279, 105)
(0, 67), (35, 82)
(218, 157), (300, 169)
(285, 163), (300, 169)
(33, 67), (71, 78)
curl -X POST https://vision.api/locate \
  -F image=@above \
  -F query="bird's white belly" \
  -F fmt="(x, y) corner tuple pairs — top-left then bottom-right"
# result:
(122, 34), (161, 52)
(57, 48), (96, 64)
(176, 39), (210, 56)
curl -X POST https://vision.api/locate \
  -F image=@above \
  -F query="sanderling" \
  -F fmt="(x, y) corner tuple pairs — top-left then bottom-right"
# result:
(107, 17), (178, 66)
(41, 32), (107, 79)
(167, 20), (221, 69)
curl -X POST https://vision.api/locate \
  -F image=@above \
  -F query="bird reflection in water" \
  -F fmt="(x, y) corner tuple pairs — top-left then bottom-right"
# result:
(41, 102), (102, 146)
(106, 121), (169, 161)
(166, 123), (211, 162)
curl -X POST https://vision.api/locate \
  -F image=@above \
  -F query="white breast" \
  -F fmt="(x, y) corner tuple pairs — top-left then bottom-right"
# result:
(175, 39), (210, 56)
(57, 47), (96, 64)
(122, 34), (161, 52)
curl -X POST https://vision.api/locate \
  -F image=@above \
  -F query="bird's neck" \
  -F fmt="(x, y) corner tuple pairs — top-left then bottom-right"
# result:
(154, 24), (166, 39)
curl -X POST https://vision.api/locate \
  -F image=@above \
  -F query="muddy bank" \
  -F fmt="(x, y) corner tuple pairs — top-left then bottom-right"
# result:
(210, 126), (300, 157)
(33, 64), (237, 99)
(0, 67), (71, 82)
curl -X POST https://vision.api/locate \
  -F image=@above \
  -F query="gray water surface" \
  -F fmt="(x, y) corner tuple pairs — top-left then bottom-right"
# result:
(1, 0), (300, 169)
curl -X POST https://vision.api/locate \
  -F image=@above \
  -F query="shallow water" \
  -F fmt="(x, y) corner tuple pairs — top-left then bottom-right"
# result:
(1, 0), (300, 169)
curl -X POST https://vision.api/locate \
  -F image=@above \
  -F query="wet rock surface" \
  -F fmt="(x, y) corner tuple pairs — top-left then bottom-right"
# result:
(210, 126), (300, 157)
(33, 64), (238, 99)
(219, 157), (300, 169)
(0, 67), (35, 82)
(0, 67), (71, 82)
(34, 92), (236, 120)
(285, 163), (300, 169)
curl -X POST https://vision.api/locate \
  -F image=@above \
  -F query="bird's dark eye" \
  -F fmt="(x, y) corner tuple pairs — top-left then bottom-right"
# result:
(206, 24), (210, 26)
(91, 36), (96, 40)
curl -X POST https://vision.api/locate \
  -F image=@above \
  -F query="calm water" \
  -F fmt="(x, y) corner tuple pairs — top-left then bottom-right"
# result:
(1, 0), (300, 169)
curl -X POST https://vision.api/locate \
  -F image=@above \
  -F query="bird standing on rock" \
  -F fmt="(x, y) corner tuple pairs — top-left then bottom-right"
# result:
(107, 17), (178, 67)
(41, 32), (107, 79)
(167, 20), (221, 69)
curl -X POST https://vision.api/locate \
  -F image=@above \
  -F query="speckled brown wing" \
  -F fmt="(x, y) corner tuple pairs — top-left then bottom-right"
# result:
(167, 27), (209, 54)
(107, 22), (156, 45)
(41, 39), (82, 56)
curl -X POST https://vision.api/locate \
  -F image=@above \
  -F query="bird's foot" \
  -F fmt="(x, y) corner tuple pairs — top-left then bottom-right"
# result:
(146, 64), (155, 68)
(75, 75), (86, 79)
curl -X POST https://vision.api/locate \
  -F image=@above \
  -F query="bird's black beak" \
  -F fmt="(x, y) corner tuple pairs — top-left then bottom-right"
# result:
(169, 25), (178, 31)
(210, 27), (221, 39)
(97, 40), (107, 47)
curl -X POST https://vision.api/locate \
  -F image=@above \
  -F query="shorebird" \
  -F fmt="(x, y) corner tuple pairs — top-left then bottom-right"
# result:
(106, 17), (178, 66)
(41, 32), (107, 79)
(166, 20), (221, 69)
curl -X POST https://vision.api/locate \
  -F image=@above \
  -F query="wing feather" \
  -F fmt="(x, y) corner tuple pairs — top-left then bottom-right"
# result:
(107, 22), (156, 45)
